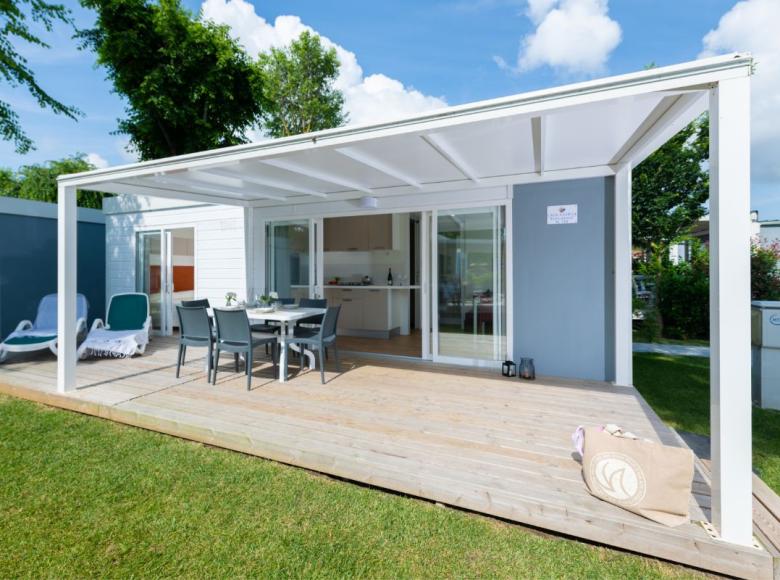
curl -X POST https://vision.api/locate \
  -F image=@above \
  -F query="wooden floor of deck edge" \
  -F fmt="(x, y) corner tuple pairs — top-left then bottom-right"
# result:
(0, 353), (774, 579)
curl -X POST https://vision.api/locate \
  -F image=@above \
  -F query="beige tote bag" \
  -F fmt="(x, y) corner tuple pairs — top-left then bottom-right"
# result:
(581, 426), (695, 527)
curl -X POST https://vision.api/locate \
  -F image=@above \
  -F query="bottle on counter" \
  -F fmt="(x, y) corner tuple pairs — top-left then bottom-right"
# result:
(387, 267), (393, 286)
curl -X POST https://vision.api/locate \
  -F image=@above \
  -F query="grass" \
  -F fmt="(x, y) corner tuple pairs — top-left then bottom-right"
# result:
(634, 353), (780, 493)
(0, 393), (699, 578)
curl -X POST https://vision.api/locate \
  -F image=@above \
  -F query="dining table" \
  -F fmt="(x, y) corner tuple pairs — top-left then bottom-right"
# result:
(246, 306), (326, 382)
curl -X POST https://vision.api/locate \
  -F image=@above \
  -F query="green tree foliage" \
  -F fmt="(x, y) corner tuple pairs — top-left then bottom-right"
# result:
(752, 241), (780, 300)
(632, 115), (709, 254)
(1, 0), (81, 153)
(257, 31), (346, 138)
(656, 245), (710, 340)
(78, 0), (266, 160)
(0, 155), (107, 209)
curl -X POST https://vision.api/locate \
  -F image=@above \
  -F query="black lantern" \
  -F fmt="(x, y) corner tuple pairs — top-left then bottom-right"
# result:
(519, 357), (536, 380)
(502, 360), (516, 377)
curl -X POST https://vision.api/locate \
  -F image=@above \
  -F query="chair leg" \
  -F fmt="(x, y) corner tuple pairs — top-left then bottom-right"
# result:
(207, 344), (213, 383)
(213, 349), (220, 385)
(318, 347), (325, 384)
(176, 344), (183, 378)
(300, 344), (305, 371)
(234, 352), (239, 373)
(246, 350), (252, 391)
(272, 343), (278, 375)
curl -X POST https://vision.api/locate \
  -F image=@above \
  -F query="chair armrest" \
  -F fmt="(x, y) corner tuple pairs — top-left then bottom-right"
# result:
(76, 317), (87, 334)
(14, 320), (33, 332)
(90, 318), (105, 331)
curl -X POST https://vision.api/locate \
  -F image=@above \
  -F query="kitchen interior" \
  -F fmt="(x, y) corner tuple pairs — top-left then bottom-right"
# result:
(322, 212), (422, 357)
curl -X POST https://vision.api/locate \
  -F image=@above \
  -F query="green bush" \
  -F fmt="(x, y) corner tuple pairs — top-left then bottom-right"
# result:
(752, 241), (780, 300)
(656, 248), (709, 340)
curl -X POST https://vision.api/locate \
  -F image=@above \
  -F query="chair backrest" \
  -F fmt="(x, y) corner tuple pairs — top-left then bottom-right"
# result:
(299, 298), (327, 309)
(319, 305), (341, 340)
(107, 293), (149, 331)
(177, 306), (211, 341)
(33, 293), (88, 330)
(277, 298), (295, 305)
(213, 308), (251, 346)
(181, 298), (210, 308)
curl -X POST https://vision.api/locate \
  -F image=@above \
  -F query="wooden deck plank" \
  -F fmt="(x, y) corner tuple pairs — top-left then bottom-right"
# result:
(0, 338), (774, 579)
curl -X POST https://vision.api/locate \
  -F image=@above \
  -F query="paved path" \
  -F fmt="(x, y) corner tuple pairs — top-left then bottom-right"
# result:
(633, 343), (710, 357)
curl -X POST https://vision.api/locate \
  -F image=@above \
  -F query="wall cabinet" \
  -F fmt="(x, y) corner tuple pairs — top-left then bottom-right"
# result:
(323, 215), (392, 252)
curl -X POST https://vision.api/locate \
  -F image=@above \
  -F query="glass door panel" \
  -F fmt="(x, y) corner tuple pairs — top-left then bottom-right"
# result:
(136, 231), (163, 330)
(266, 220), (311, 301)
(434, 206), (506, 362)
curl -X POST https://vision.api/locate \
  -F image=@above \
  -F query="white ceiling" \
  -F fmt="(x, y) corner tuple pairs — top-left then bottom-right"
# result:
(61, 55), (752, 209)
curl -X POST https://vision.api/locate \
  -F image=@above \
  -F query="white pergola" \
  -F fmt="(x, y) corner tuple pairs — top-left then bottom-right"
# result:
(57, 53), (753, 545)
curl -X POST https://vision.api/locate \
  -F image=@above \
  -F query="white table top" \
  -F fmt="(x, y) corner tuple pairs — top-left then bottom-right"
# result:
(246, 307), (326, 323)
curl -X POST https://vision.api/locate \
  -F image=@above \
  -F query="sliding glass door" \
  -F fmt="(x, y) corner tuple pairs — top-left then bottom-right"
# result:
(136, 227), (196, 335)
(265, 219), (322, 301)
(432, 206), (506, 363)
(137, 231), (163, 330)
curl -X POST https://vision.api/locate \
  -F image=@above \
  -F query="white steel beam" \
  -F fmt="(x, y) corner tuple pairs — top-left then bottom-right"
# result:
(531, 116), (546, 175)
(57, 183), (78, 393)
(150, 174), (288, 202)
(334, 146), (422, 188)
(421, 133), (482, 182)
(612, 92), (706, 167)
(259, 157), (374, 194)
(709, 75), (753, 546)
(96, 180), (249, 207)
(614, 164), (633, 386)
(201, 165), (328, 198)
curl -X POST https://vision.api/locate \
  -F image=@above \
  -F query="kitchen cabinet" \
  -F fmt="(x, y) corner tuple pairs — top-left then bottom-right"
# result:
(362, 289), (389, 330)
(323, 215), (392, 252)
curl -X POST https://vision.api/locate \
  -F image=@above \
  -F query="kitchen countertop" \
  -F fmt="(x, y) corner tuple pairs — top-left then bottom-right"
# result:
(324, 285), (420, 290)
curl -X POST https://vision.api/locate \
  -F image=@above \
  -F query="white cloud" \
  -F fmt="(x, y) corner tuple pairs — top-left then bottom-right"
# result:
(500, 0), (621, 75)
(700, 0), (780, 185)
(85, 152), (109, 169)
(200, 0), (447, 128)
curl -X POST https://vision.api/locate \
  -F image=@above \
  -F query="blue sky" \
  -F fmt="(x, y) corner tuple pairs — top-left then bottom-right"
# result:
(1, 0), (777, 218)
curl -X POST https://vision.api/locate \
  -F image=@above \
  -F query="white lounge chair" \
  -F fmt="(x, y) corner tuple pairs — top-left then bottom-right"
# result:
(78, 293), (152, 359)
(0, 294), (88, 363)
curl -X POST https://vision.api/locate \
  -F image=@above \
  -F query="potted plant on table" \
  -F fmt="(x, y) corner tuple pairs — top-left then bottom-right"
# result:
(225, 292), (237, 307)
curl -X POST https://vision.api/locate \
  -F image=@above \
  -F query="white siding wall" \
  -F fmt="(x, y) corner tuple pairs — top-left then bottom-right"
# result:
(105, 195), (247, 310)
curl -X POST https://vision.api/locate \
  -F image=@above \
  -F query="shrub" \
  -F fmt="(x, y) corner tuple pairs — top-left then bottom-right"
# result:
(752, 241), (780, 300)
(656, 247), (709, 340)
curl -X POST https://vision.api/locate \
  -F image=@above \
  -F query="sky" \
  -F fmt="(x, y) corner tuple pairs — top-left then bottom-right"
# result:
(1, 0), (778, 218)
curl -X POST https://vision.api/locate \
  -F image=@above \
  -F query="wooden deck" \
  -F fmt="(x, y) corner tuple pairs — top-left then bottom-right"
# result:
(0, 337), (775, 578)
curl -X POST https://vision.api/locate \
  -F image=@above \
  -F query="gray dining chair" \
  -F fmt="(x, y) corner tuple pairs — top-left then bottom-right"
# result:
(176, 305), (214, 382)
(213, 308), (278, 390)
(288, 305), (341, 384)
(297, 298), (327, 327)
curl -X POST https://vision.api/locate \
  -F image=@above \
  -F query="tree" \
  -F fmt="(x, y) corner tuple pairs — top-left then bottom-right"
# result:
(1, 0), (81, 153)
(0, 155), (108, 209)
(78, 0), (266, 160)
(752, 241), (780, 300)
(632, 115), (709, 255)
(257, 31), (346, 138)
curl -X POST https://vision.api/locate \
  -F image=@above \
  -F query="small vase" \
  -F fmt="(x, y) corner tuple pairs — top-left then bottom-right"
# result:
(518, 358), (535, 380)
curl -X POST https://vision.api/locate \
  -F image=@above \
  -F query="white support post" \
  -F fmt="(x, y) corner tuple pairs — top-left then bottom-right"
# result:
(57, 183), (78, 393)
(614, 164), (633, 386)
(709, 75), (753, 546)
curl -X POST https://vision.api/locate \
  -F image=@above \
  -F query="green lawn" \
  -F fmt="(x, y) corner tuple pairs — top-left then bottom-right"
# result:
(0, 393), (698, 578)
(634, 353), (780, 493)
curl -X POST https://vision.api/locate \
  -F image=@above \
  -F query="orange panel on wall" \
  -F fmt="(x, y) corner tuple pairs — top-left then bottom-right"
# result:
(173, 266), (194, 292)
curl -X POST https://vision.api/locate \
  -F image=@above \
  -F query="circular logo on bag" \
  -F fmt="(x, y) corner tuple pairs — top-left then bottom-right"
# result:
(589, 452), (647, 506)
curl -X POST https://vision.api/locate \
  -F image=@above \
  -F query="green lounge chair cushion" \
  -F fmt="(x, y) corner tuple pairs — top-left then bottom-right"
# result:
(4, 335), (56, 345)
(107, 295), (148, 331)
